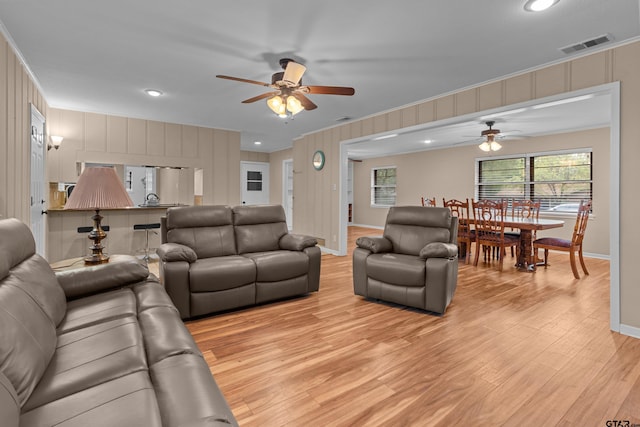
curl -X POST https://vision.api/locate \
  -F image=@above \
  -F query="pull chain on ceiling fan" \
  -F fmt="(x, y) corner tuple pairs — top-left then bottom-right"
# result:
(216, 58), (355, 118)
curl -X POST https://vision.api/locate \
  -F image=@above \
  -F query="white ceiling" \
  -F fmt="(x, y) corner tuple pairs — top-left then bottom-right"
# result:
(0, 0), (638, 154)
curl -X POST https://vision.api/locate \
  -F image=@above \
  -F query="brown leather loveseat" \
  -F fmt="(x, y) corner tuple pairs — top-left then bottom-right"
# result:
(157, 204), (321, 319)
(353, 206), (459, 314)
(0, 218), (237, 427)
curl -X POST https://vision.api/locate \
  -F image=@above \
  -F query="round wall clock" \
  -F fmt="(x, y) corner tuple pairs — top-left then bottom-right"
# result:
(313, 150), (325, 170)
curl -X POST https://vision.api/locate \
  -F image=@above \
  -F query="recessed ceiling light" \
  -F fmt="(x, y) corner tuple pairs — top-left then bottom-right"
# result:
(145, 89), (163, 97)
(254, 141), (262, 145)
(524, 0), (559, 12)
(424, 140), (432, 144)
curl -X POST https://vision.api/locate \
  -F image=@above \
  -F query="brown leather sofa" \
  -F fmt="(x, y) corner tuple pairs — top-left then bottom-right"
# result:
(0, 218), (237, 427)
(353, 206), (459, 314)
(157, 204), (321, 319)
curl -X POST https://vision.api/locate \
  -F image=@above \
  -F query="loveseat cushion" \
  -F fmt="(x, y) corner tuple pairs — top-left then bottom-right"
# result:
(233, 205), (289, 254)
(242, 250), (309, 282)
(366, 253), (426, 287)
(0, 372), (19, 427)
(20, 372), (163, 427)
(166, 206), (237, 258)
(138, 306), (201, 365)
(189, 256), (256, 292)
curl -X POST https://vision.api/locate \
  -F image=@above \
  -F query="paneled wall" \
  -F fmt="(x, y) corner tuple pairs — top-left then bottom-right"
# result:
(0, 32), (48, 222)
(47, 108), (241, 205)
(291, 42), (640, 331)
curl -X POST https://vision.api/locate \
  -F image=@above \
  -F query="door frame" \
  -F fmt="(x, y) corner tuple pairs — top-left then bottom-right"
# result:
(282, 158), (293, 230)
(29, 104), (46, 256)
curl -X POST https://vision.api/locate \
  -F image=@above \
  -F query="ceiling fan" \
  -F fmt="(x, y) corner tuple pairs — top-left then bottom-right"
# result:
(216, 58), (355, 117)
(479, 121), (503, 152)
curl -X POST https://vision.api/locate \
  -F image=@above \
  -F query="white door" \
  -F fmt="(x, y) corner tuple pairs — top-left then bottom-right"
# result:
(282, 159), (293, 230)
(240, 161), (270, 205)
(30, 105), (46, 256)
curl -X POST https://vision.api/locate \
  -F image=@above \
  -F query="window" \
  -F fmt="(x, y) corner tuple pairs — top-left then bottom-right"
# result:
(476, 150), (592, 212)
(371, 166), (396, 206)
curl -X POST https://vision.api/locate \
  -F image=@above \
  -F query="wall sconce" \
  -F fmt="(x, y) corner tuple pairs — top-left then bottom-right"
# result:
(48, 135), (64, 151)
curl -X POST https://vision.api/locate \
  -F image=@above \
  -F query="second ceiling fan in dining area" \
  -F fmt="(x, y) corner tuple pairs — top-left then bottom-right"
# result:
(216, 58), (355, 118)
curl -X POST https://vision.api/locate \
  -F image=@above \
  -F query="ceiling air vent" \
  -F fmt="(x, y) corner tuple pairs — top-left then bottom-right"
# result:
(559, 34), (613, 54)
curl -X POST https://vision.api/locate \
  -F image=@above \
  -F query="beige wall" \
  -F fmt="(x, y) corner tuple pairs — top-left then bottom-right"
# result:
(293, 42), (640, 330)
(352, 128), (610, 256)
(240, 150), (269, 162)
(0, 33), (48, 222)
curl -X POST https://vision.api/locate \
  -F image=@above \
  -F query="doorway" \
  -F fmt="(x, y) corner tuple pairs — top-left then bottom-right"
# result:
(240, 161), (270, 205)
(30, 104), (46, 256)
(283, 159), (293, 230)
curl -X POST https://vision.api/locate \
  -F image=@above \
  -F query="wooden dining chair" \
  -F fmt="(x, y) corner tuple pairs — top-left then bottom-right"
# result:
(533, 200), (591, 279)
(507, 199), (541, 256)
(421, 196), (436, 207)
(471, 199), (519, 271)
(443, 198), (474, 264)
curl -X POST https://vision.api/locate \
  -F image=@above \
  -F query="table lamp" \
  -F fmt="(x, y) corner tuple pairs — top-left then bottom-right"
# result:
(64, 166), (133, 264)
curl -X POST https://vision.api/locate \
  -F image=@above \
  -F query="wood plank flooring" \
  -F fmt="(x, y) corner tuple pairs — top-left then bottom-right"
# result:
(164, 226), (639, 426)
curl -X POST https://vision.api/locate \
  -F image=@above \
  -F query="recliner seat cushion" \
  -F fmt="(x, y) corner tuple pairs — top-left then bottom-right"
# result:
(189, 256), (255, 292)
(242, 250), (309, 282)
(366, 253), (426, 287)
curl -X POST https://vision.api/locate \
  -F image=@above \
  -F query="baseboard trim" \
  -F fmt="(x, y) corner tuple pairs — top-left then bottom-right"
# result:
(318, 246), (341, 256)
(619, 324), (640, 340)
(350, 223), (384, 230)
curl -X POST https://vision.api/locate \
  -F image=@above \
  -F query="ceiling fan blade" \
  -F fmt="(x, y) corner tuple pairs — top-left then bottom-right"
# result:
(241, 91), (279, 103)
(283, 62), (306, 86)
(304, 85), (355, 96)
(293, 92), (317, 110)
(216, 75), (271, 87)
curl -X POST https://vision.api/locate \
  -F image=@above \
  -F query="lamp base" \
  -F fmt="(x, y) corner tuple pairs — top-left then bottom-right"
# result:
(84, 209), (110, 265)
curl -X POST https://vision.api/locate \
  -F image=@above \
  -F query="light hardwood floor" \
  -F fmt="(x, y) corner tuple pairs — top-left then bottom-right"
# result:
(155, 226), (639, 426)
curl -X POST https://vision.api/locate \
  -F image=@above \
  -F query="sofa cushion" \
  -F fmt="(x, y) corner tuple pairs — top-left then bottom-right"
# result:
(23, 317), (147, 411)
(189, 256), (255, 292)
(0, 280), (57, 407)
(366, 253), (426, 287)
(0, 372), (19, 427)
(0, 218), (37, 281)
(242, 250), (309, 282)
(57, 288), (137, 334)
(19, 372), (163, 427)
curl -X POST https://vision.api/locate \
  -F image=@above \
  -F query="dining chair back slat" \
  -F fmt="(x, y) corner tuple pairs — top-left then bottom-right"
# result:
(443, 198), (473, 263)
(472, 199), (519, 271)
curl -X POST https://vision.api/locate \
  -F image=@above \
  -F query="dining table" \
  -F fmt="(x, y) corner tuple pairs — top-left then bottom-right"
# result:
(460, 217), (565, 272)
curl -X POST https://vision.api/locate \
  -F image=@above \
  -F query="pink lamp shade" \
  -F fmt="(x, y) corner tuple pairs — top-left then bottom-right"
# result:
(64, 166), (132, 264)
(65, 167), (133, 210)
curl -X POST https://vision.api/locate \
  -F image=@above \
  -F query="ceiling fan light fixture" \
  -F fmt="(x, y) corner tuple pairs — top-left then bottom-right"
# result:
(267, 95), (286, 115)
(490, 140), (502, 151)
(479, 141), (491, 152)
(286, 95), (304, 115)
(282, 61), (306, 86)
(524, 0), (559, 12)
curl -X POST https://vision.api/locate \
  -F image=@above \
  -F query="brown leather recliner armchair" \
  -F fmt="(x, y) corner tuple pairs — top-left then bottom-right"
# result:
(157, 205), (321, 319)
(353, 206), (459, 314)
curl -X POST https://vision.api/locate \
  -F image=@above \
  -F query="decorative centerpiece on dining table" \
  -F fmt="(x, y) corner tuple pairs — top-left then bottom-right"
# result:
(64, 166), (133, 265)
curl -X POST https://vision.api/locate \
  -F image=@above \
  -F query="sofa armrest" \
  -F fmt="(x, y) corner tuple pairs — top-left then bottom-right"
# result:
(55, 254), (150, 300)
(157, 243), (197, 263)
(419, 242), (458, 260)
(279, 233), (317, 251)
(356, 236), (392, 254)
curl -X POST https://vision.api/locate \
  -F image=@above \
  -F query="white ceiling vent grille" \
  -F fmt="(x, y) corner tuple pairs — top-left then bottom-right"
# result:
(559, 34), (613, 54)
